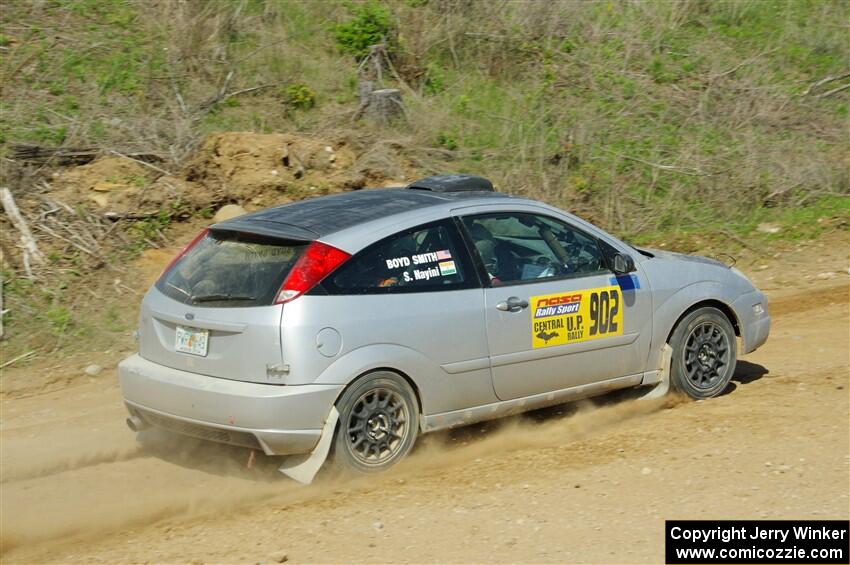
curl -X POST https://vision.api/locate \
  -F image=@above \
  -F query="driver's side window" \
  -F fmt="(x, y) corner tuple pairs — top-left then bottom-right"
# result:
(461, 212), (605, 286)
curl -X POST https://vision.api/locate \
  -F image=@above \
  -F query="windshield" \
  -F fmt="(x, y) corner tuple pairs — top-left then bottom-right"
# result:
(156, 231), (307, 308)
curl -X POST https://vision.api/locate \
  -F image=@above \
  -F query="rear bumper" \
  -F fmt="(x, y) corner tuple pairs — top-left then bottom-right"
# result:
(118, 354), (343, 455)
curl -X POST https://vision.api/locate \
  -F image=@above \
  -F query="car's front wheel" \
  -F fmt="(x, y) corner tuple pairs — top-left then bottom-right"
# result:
(331, 371), (419, 473)
(669, 307), (737, 399)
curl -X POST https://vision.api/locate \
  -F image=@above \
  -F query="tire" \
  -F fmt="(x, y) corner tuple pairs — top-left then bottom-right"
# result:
(669, 307), (737, 399)
(331, 371), (419, 474)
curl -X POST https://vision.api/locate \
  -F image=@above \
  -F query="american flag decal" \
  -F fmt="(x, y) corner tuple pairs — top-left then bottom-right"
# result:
(436, 249), (452, 260)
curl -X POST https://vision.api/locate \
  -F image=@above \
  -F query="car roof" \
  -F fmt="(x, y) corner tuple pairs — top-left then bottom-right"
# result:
(211, 187), (515, 241)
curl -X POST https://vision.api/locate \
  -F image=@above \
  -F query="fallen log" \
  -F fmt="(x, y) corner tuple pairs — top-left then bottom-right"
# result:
(10, 144), (166, 166)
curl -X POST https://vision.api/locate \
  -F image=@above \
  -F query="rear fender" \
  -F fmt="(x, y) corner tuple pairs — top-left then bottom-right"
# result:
(313, 344), (438, 417)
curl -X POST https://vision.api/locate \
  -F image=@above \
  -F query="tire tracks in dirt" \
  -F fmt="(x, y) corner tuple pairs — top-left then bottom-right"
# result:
(768, 282), (848, 317)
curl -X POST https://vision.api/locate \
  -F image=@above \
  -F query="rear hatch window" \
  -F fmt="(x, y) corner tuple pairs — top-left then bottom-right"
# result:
(156, 230), (307, 308)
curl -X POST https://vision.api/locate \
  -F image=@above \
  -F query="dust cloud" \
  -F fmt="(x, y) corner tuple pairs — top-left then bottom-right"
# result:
(1, 445), (145, 484)
(1, 391), (680, 556)
(396, 391), (686, 477)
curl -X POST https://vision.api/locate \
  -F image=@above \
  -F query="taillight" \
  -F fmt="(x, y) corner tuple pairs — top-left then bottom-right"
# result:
(276, 241), (350, 304)
(157, 228), (209, 282)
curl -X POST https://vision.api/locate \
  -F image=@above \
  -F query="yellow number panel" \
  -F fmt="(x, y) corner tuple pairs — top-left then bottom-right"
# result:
(530, 285), (624, 348)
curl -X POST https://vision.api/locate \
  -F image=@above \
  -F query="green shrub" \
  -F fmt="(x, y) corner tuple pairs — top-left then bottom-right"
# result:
(31, 125), (67, 145)
(47, 81), (66, 96)
(46, 306), (72, 336)
(436, 131), (458, 150)
(283, 83), (317, 110)
(332, 2), (393, 59)
(423, 62), (446, 95)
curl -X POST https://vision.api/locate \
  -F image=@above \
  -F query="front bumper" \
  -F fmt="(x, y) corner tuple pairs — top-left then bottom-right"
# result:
(733, 290), (771, 354)
(118, 354), (343, 455)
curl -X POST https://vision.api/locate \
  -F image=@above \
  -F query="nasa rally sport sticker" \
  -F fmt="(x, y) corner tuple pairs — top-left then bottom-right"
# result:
(530, 285), (623, 348)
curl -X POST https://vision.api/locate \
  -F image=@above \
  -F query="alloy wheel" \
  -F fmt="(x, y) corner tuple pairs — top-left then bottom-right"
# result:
(346, 387), (410, 466)
(682, 322), (731, 390)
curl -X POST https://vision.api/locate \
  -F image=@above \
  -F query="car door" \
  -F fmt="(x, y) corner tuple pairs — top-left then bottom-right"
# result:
(308, 219), (497, 414)
(457, 209), (650, 401)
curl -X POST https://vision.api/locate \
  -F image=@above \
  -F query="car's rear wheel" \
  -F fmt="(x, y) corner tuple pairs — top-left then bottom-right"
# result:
(669, 307), (737, 399)
(332, 371), (419, 473)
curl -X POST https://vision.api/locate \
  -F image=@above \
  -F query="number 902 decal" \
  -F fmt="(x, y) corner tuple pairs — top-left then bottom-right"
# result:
(531, 285), (624, 348)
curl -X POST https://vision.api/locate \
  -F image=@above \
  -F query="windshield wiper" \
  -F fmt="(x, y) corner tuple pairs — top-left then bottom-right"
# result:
(166, 282), (192, 298)
(191, 294), (256, 303)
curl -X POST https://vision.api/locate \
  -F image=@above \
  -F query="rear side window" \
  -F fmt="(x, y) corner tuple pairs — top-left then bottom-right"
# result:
(157, 231), (306, 307)
(323, 221), (474, 294)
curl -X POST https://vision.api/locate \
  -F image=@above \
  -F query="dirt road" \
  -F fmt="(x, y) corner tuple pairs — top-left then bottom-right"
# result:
(1, 238), (848, 564)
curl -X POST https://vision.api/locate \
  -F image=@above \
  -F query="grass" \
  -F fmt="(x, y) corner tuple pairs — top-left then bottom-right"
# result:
(1, 0), (846, 221)
(627, 195), (850, 250)
(743, 196), (850, 241)
(2, 1), (845, 235)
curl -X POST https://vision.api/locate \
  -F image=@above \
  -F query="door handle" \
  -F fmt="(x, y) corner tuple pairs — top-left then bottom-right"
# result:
(496, 296), (529, 312)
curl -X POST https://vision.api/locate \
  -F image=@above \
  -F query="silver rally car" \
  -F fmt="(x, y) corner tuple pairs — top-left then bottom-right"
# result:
(119, 174), (770, 477)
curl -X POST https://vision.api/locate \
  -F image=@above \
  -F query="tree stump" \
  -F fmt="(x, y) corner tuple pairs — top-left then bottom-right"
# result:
(364, 88), (403, 124)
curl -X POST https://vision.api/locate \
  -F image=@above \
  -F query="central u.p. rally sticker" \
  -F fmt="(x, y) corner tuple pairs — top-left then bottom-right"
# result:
(531, 285), (623, 348)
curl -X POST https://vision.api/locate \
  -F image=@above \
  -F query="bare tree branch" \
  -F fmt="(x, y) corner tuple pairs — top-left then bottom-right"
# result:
(709, 48), (778, 82)
(803, 72), (850, 96)
(108, 150), (173, 176)
(818, 83), (850, 98)
(1, 187), (46, 278)
(604, 150), (710, 177)
(195, 82), (281, 116)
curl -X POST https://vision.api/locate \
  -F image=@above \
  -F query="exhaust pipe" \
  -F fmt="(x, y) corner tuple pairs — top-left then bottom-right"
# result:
(126, 415), (148, 432)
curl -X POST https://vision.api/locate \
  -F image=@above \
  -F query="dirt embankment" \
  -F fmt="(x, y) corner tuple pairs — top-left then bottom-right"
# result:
(1, 131), (414, 276)
(45, 131), (407, 220)
(0, 234), (847, 564)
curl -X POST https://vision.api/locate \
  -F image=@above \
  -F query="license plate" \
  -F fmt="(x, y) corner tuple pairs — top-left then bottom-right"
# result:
(175, 326), (209, 357)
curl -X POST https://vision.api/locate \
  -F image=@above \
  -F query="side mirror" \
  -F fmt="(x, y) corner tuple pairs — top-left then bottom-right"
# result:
(612, 253), (636, 275)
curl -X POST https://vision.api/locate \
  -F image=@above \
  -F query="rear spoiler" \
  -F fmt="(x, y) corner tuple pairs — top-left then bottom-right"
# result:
(406, 174), (494, 193)
(210, 219), (317, 242)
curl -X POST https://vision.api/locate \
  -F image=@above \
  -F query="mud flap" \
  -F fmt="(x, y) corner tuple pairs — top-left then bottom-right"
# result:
(278, 406), (339, 484)
(639, 344), (672, 400)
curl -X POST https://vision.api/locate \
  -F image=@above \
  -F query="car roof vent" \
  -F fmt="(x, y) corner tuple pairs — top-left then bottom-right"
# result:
(405, 174), (495, 193)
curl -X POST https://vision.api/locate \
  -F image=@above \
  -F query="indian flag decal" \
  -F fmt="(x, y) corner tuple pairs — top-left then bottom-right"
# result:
(438, 260), (457, 276)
